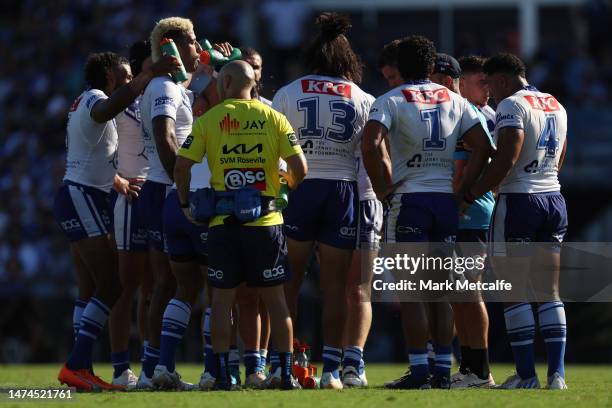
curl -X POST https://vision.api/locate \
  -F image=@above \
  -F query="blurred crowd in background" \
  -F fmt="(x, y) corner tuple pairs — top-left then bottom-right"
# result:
(1, 0), (612, 363)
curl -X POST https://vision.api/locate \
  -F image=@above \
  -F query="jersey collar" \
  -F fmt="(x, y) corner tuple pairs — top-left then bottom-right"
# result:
(523, 84), (538, 92)
(404, 79), (431, 85)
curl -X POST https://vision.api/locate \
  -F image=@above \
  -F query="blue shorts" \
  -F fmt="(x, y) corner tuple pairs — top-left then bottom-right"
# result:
(111, 190), (148, 251)
(490, 192), (568, 255)
(283, 179), (358, 249)
(163, 190), (208, 264)
(53, 181), (112, 242)
(207, 225), (289, 289)
(140, 180), (172, 252)
(359, 199), (384, 249)
(385, 193), (457, 243)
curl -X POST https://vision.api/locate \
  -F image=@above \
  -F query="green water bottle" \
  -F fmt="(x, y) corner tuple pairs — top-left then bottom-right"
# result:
(160, 38), (189, 83)
(199, 39), (242, 69)
(275, 177), (290, 210)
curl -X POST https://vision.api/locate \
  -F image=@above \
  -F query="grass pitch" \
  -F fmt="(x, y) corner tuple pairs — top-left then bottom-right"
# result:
(0, 364), (610, 408)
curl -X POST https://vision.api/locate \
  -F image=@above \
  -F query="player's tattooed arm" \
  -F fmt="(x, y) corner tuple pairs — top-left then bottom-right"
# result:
(90, 55), (181, 123)
(152, 116), (180, 181)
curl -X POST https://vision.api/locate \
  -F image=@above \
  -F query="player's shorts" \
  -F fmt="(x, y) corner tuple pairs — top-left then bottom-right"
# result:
(385, 192), (458, 243)
(110, 190), (147, 251)
(358, 199), (384, 249)
(490, 192), (568, 256)
(207, 224), (289, 289)
(53, 181), (112, 242)
(140, 180), (172, 252)
(283, 179), (358, 250)
(163, 190), (208, 264)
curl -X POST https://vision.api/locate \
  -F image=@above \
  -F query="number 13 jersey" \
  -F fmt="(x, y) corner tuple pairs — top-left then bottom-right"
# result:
(272, 74), (374, 181)
(494, 86), (567, 194)
(368, 80), (481, 194)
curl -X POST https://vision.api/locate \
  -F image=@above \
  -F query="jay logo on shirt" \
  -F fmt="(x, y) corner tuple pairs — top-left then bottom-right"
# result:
(402, 88), (450, 104)
(301, 80), (352, 98)
(523, 95), (560, 112)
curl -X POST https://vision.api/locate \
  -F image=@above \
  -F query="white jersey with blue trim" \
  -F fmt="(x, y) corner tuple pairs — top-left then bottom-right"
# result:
(116, 96), (149, 179)
(63, 89), (118, 192)
(272, 74), (374, 181)
(368, 80), (481, 194)
(494, 86), (567, 194)
(141, 76), (210, 190)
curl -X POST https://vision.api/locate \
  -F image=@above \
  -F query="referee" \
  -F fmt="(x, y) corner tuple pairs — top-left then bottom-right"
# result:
(174, 60), (307, 390)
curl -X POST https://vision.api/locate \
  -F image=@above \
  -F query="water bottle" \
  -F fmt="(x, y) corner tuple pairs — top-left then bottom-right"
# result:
(296, 347), (309, 368)
(159, 38), (189, 83)
(275, 177), (290, 210)
(199, 39), (242, 69)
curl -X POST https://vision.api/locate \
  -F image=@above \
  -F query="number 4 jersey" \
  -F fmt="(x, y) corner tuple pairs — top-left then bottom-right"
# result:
(494, 85), (567, 193)
(368, 80), (481, 194)
(272, 74), (374, 181)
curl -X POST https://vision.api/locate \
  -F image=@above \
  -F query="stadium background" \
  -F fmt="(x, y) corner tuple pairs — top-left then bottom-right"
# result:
(0, 0), (611, 366)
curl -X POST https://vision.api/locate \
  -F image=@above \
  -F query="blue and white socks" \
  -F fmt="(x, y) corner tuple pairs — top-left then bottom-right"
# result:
(142, 344), (160, 378)
(158, 299), (191, 373)
(202, 307), (216, 376)
(504, 303), (536, 379)
(72, 299), (87, 340)
(433, 344), (452, 378)
(322, 346), (342, 378)
(343, 346), (363, 374)
(67, 297), (110, 370)
(408, 349), (430, 378)
(112, 351), (130, 378)
(538, 302), (567, 378)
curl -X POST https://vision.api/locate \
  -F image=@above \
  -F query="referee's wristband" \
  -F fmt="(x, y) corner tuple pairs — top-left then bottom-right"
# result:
(463, 189), (477, 204)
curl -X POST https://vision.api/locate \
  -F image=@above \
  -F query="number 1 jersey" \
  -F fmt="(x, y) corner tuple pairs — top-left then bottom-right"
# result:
(368, 80), (481, 194)
(272, 74), (374, 181)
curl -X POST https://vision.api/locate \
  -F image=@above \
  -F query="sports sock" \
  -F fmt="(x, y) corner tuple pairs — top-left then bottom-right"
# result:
(269, 350), (280, 373)
(257, 349), (268, 373)
(279, 352), (292, 380)
(112, 351), (130, 378)
(433, 344), (452, 378)
(158, 298), (191, 373)
(538, 301), (567, 378)
(215, 352), (229, 383)
(244, 349), (259, 376)
(72, 299), (87, 340)
(141, 340), (149, 363)
(142, 344), (160, 378)
(322, 346), (342, 378)
(408, 348), (430, 378)
(229, 345), (240, 375)
(471, 348), (490, 380)
(459, 346), (472, 374)
(202, 307), (215, 375)
(342, 346), (363, 371)
(427, 341), (435, 371)
(66, 297), (110, 370)
(504, 303), (536, 379)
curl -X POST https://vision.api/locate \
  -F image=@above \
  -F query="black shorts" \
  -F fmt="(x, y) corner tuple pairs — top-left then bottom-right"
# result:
(207, 224), (289, 289)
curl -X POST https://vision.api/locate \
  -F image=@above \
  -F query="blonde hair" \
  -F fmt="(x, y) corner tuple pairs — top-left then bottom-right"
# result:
(150, 17), (194, 62)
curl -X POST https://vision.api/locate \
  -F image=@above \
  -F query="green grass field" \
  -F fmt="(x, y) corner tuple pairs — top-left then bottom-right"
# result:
(0, 364), (610, 408)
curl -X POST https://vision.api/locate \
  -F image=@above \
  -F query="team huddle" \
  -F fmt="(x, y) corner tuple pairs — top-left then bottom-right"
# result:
(52, 12), (569, 392)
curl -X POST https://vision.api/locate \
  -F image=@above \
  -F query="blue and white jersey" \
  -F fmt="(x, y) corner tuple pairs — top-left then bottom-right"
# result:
(480, 104), (496, 134)
(494, 86), (567, 194)
(141, 76), (210, 190)
(116, 96), (149, 179)
(273, 74), (374, 181)
(63, 89), (118, 192)
(368, 80), (481, 194)
(455, 104), (496, 230)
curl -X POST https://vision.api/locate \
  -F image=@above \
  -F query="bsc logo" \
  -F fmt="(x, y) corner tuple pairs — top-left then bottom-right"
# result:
(61, 219), (81, 231)
(263, 265), (285, 280)
(224, 168), (266, 190)
(301, 80), (352, 97)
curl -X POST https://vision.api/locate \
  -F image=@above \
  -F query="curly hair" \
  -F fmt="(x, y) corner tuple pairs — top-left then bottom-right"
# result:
(84, 52), (129, 90)
(396, 35), (437, 81)
(150, 17), (194, 62)
(303, 12), (364, 84)
(483, 53), (526, 77)
(377, 38), (403, 70)
(457, 55), (486, 75)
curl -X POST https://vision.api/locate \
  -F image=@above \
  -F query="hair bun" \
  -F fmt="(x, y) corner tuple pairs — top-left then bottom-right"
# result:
(316, 12), (351, 41)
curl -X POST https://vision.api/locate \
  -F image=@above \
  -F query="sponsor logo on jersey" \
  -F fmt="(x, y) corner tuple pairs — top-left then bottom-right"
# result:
(219, 113), (240, 133)
(496, 113), (519, 124)
(406, 154), (422, 168)
(208, 267), (224, 280)
(154, 96), (174, 107)
(69, 96), (82, 112)
(242, 120), (266, 130)
(523, 95), (560, 112)
(222, 143), (263, 155)
(61, 219), (82, 231)
(301, 79), (352, 98)
(402, 88), (450, 104)
(340, 226), (356, 238)
(263, 265), (285, 280)
(287, 133), (298, 146)
(524, 160), (539, 173)
(224, 168), (266, 190)
(182, 134), (194, 149)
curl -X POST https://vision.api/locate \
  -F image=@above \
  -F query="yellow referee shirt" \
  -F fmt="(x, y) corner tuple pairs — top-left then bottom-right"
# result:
(178, 98), (302, 227)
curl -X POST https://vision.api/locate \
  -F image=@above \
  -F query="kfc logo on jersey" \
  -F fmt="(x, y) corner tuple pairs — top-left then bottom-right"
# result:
(524, 95), (560, 112)
(301, 80), (352, 98)
(402, 88), (450, 104)
(224, 168), (266, 190)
